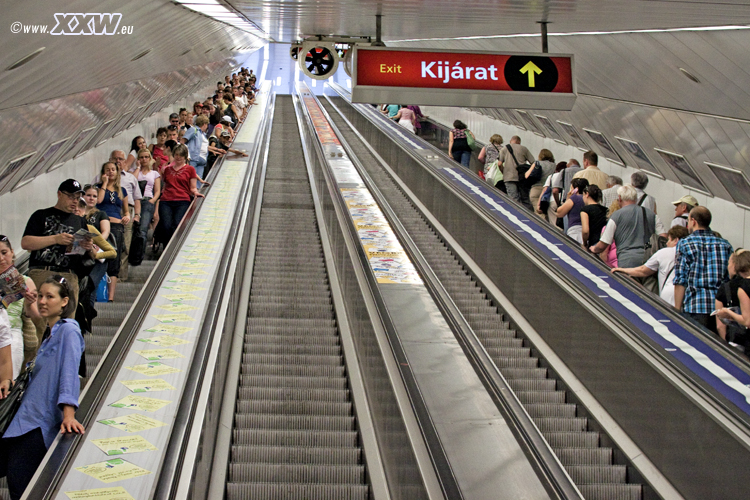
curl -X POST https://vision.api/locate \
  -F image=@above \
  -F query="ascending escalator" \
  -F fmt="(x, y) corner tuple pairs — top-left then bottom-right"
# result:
(322, 97), (642, 500)
(225, 96), (369, 500)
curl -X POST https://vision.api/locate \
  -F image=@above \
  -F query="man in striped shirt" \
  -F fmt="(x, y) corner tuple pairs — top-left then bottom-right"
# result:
(673, 206), (733, 334)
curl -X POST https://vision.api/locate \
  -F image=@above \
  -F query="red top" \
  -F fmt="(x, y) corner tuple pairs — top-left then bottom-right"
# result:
(152, 145), (169, 172)
(161, 163), (197, 202)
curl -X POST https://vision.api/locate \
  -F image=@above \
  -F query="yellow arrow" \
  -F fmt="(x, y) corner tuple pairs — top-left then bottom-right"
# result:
(520, 61), (542, 88)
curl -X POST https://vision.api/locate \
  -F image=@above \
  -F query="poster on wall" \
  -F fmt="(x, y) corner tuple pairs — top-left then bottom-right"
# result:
(0, 152), (37, 194)
(582, 128), (624, 165)
(556, 121), (589, 150)
(706, 163), (750, 209)
(615, 136), (662, 177)
(13, 136), (71, 190)
(535, 115), (566, 144)
(655, 148), (711, 195)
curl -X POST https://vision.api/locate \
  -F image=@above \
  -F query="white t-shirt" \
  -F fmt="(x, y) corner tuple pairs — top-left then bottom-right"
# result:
(128, 149), (138, 173)
(644, 246), (677, 306)
(137, 170), (161, 199)
(671, 215), (688, 228)
(0, 309), (14, 350)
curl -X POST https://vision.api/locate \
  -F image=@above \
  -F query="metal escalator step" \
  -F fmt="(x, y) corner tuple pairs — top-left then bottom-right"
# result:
(241, 353), (342, 366)
(244, 334), (339, 346)
(247, 318), (336, 330)
(229, 463), (365, 484)
(577, 484), (642, 500)
(247, 304), (334, 318)
(553, 448), (613, 465)
(485, 347), (531, 358)
(515, 391), (566, 404)
(239, 375), (347, 390)
(533, 417), (588, 432)
(235, 400), (351, 416)
(233, 429), (359, 448)
(501, 367), (548, 380)
(239, 363), (344, 378)
(543, 432), (599, 448)
(231, 445), (360, 465)
(238, 387), (350, 403)
(565, 465), (627, 484)
(233, 414), (355, 431)
(466, 318), (511, 330)
(507, 379), (557, 392)
(250, 297), (331, 308)
(475, 337), (523, 348)
(226, 483), (368, 500)
(492, 357), (539, 369)
(243, 344), (341, 357)
(524, 403), (578, 419)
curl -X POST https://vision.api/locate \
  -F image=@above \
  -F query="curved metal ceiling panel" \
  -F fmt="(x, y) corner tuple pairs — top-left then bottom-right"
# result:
(0, 0), (264, 110)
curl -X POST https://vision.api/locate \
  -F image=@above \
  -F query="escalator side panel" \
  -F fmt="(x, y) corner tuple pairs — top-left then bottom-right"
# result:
(329, 97), (750, 500)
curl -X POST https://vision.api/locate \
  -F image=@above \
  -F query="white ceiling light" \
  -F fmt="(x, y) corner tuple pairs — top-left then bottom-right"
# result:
(185, 4), (229, 14)
(175, 0), (219, 3)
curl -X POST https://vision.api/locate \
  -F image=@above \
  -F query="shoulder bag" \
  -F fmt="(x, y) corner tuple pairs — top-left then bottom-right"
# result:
(720, 282), (747, 344)
(0, 359), (34, 437)
(466, 130), (477, 150)
(485, 145), (503, 185)
(506, 144), (532, 182)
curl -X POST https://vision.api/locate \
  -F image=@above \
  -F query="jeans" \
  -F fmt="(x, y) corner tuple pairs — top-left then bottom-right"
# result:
(158, 200), (191, 245)
(190, 158), (207, 188)
(0, 427), (47, 500)
(452, 150), (471, 168)
(88, 260), (108, 311)
(140, 199), (156, 240)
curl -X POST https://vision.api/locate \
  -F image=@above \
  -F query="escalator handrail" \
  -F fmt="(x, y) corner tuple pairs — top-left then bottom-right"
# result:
(25, 91), (269, 500)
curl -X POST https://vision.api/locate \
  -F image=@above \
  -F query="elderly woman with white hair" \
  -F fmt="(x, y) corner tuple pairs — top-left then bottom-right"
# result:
(589, 184), (667, 268)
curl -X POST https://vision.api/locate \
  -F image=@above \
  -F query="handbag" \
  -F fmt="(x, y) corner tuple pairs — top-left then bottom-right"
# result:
(720, 282), (748, 344)
(0, 359), (34, 437)
(486, 160), (503, 186)
(539, 184), (553, 213)
(466, 130), (477, 150)
(129, 233), (145, 266)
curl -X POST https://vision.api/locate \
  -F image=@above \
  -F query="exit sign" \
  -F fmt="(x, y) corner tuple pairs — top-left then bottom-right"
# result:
(351, 46), (576, 110)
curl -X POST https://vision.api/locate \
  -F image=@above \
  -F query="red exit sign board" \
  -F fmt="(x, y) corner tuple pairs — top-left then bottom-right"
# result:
(351, 46), (576, 110)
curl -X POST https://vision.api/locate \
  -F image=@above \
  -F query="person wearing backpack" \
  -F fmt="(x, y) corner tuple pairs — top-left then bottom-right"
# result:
(496, 136), (535, 210)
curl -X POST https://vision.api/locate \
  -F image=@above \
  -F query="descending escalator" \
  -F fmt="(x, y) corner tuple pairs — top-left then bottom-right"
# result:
(225, 96), (369, 500)
(322, 97), (643, 500)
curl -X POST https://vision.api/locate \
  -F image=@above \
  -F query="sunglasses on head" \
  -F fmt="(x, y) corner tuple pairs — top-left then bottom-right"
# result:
(0, 235), (8, 243)
(51, 274), (67, 285)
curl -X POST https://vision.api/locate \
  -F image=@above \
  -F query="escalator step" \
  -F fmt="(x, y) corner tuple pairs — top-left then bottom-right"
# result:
(233, 414), (355, 431)
(243, 344), (341, 356)
(235, 400), (351, 416)
(226, 483), (368, 500)
(577, 484), (642, 500)
(515, 391), (566, 404)
(524, 403), (578, 419)
(237, 386), (349, 403)
(239, 375), (346, 390)
(543, 432), (599, 448)
(239, 364), (345, 378)
(229, 463), (365, 483)
(231, 445), (361, 465)
(554, 448), (613, 465)
(533, 417), (588, 432)
(565, 465), (627, 484)
(241, 353), (342, 366)
(244, 334), (339, 346)
(233, 429), (359, 448)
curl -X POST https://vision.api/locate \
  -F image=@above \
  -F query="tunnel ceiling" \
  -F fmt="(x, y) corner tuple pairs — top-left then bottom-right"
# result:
(229, 0), (750, 43)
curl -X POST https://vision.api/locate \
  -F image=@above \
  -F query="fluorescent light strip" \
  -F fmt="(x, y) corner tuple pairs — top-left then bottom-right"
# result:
(175, 0), (219, 4)
(186, 4), (229, 13)
(390, 24), (750, 42)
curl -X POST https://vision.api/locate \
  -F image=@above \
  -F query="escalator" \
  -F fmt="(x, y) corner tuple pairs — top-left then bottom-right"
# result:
(225, 96), (369, 500)
(321, 97), (642, 500)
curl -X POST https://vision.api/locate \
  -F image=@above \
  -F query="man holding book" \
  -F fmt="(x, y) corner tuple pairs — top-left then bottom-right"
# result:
(20, 179), (94, 335)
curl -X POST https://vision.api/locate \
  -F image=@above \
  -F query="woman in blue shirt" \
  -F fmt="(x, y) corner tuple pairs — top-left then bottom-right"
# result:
(96, 161), (130, 302)
(1, 275), (84, 500)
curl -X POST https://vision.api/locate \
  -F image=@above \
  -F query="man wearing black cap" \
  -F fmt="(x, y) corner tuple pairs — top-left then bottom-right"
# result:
(21, 179), (93, 333)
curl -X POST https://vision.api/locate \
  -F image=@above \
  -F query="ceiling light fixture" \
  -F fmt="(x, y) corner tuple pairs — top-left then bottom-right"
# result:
(679, 67), (701, 83)
(131, 48), (152, 61)
(5, 47), (45, 71)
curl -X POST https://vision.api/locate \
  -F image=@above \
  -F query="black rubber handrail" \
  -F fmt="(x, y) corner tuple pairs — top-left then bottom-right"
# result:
(25, 98), (265, 500)
(320, 94), (583, 500)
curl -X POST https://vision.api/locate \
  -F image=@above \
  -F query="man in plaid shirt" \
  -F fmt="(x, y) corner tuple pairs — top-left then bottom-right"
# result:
(673, 206), (732, 334)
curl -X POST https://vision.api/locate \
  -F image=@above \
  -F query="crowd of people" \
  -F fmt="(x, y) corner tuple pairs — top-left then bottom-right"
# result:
(468, 128), (746, 352)
(0, 68), (254, 499)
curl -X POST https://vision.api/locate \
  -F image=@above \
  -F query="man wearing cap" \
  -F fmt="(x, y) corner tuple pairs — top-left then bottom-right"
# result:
(21, 179), (94, 331)
(672, 195), (698, 228)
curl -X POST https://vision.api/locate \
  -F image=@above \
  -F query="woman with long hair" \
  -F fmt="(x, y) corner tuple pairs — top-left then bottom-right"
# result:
(448, 120), (472, 168)
(135, 148), (161, 244)
(124, 136), (146, 172)
(1, 275), (84, 500)
(96, 161), (129, 301)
